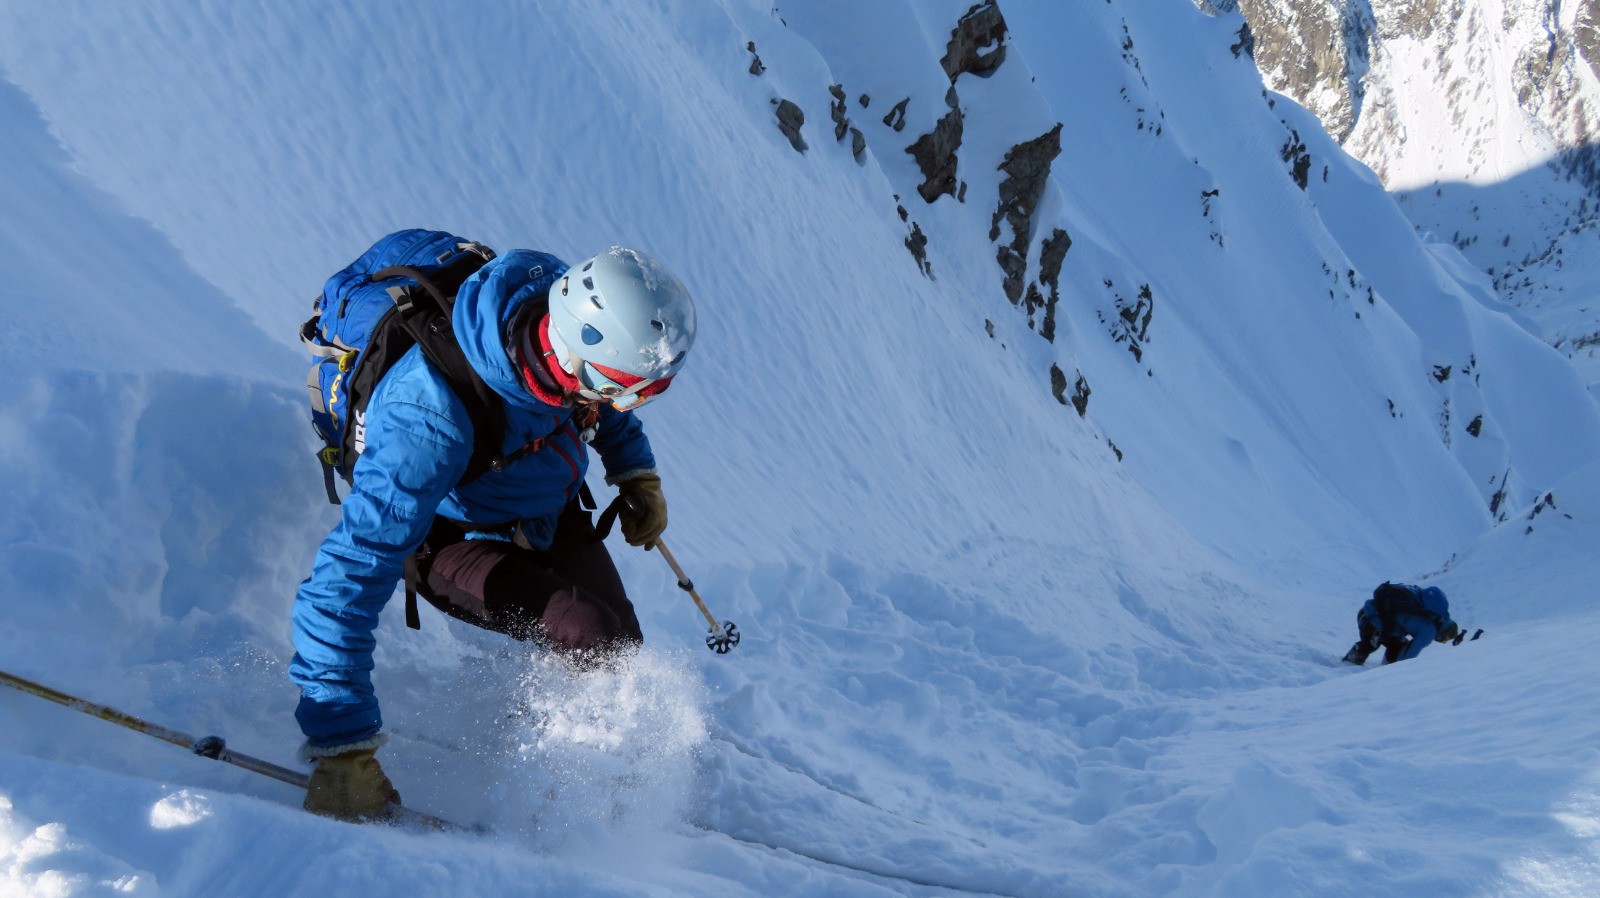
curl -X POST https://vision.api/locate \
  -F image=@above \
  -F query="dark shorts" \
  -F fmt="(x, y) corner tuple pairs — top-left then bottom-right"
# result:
(410, 501), (643, 655)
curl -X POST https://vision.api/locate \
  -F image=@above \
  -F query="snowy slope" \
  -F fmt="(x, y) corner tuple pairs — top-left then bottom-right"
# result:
(2, 1), (1599, 896)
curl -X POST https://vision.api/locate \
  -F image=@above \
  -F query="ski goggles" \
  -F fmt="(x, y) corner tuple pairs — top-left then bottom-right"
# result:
(572, 358), (673, 411)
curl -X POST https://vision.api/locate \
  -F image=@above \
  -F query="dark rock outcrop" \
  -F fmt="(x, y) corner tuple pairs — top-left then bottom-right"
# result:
(1035, 229), (1071, 342)
(941, 1), (1008, 82)
(826, 84), (869, 163)
(1281, 128), (1311, 189)
(830, 84), (849, 140)
(990, 124), (1063, 303)
(906, 92), (965, 202)
(882, 97), (909, 132)
(1098, 281), (1154, 364)
(774, 99), (807, 152)
(905, 221), (931, 278)
(1232, 21), (1256, 58)
(1050, 364), (1092, 417)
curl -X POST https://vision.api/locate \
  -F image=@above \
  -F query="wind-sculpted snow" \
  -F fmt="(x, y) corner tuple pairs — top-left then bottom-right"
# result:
(1, 0), (1599, 896)
(0, 78), (293, 379)
(0, 372), (321, 663)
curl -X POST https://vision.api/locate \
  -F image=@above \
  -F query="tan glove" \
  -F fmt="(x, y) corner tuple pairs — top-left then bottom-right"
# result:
(617, 473), (668, 549)
(303, 743), (400, 821)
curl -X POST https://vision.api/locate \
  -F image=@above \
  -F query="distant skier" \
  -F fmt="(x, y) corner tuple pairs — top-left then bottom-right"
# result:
(1342, 582), (1460, 666)
(290, 236), (696, 822)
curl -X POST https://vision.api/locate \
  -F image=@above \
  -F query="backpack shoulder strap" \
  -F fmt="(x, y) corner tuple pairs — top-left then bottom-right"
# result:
(372, 248), (507, 484)
(412, 318), (508, 484)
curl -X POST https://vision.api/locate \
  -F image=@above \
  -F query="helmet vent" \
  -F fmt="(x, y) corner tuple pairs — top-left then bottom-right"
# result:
(582, 261), (594, 272)
(671, 351), (686, 365)
(650, 319), (665, 331)
(583, 276), (595, 290)
(582, 324), (605, 345)
(589, 295), (604, 310)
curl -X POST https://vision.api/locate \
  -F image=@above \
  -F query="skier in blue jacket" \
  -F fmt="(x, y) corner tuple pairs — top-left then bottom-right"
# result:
(290, 244), (696, 820)
(1342, 582), (1460, 665)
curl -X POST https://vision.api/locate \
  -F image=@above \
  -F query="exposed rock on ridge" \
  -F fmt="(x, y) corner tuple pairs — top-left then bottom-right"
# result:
(990, 124), (1064, 306)
(942, 2), (1009, 81)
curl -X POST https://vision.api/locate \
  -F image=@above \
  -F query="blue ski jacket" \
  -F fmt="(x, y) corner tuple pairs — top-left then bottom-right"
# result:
(289, 250), (656, 748)
(1360, 584), (1455, 662)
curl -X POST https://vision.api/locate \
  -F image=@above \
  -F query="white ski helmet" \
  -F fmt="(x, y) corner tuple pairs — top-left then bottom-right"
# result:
(546, 247), (697, 409)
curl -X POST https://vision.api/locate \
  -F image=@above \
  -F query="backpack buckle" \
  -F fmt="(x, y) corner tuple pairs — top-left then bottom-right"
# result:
(387, 284), (416, 312)
(456, 241), (496, 262)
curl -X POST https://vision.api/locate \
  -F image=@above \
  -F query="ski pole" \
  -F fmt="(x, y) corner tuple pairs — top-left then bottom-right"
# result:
(607, 494), (739, 653)
(0, 668), (308, 788)
(652, 537), (741, 653)
(0, 668), (458, 832)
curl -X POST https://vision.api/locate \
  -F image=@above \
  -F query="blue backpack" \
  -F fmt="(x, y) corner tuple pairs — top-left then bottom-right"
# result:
(1369, 582), (1448, 630)
(300, 229), (509, 504)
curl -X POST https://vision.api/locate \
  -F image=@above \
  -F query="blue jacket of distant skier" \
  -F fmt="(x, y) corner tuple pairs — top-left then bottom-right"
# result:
(289, 250), (656, 748)
(1360, 584), (1454, 662)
